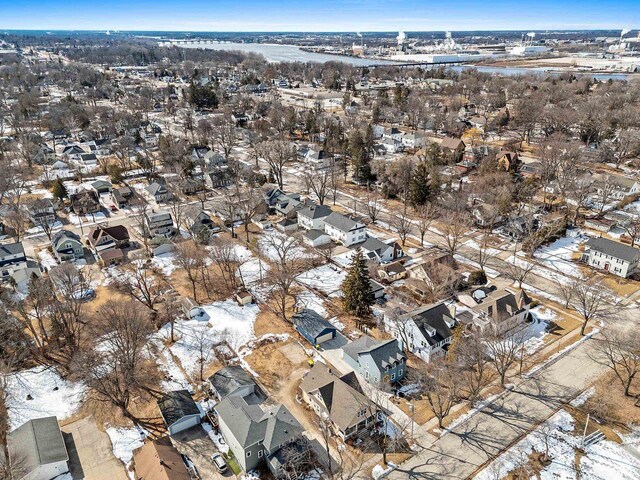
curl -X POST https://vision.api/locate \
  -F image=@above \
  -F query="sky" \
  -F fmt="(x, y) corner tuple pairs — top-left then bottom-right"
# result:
(0, 0), (638, 32)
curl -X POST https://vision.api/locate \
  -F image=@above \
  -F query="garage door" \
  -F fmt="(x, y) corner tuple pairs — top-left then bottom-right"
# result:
(170, 415), (200, 435)
(316, 332), (334, 344)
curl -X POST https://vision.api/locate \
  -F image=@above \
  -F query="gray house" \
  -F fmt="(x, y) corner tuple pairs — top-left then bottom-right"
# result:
(209, 365), (264, 402)
(582, 237), (640, 278)
(157, 390), (202, 436)
(51, 230), (84, 262)
(8, 416), (69, 480)
(342, 336), (407, 385)
(215, 396), (302, 475)
(146, 181), (172, 203)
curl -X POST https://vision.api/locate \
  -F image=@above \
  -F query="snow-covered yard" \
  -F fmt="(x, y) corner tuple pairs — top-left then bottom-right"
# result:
(475, 409), (640, 480)
(533, 230), (588, 278)
(296, 264), (347, 297)
(153, 300), (260, 382)
(106, 425), (147, 479)
(150, 251), (178, 276)
(258, 230), (311, 263)
(7, 367), (86, 428)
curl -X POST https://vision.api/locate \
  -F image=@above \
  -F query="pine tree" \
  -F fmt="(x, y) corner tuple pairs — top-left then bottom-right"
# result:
(341, 249), (374, 318)
(408, 160), (431, 207)
(52, 178), (67, 200)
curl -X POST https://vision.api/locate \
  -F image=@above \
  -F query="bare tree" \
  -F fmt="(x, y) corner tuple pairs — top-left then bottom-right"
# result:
(415, 203), (436, 247)
(305, 168), (332, 205)
(569, 278), (611, 336)
(452, 330), (493, 404)
(236, 188), (263, 242)
(173, 241), (207, 302)
(591, 326), (640, 397)
(114, 262), (166, 312)
(434, 211), (469, 257)
(391, 210), (413, 247)
(420, 359), (460, 429)
(365, 190), (383, 224)
(260, 139), (296, 189)
(81, 300), (155, 427)
(485, 328), (527, 386)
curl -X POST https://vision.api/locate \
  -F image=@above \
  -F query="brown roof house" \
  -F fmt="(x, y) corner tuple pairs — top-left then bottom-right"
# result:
(439, 136), (466, 163)
(132, 437), (191, 480)
(496, 149), (520, 172)
(88, 225), (130, 266)
(300, 362), (383, 440)
(458, 286), (532, 334)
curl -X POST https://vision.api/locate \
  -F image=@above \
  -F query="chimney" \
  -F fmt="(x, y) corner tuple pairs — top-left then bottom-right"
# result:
(448, 304), (457, 319)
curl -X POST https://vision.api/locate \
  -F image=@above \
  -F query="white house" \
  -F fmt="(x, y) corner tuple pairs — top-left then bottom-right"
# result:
(582, 237), (640, 278)
(297, 204), (332, 231)
(145, 210), (174, 237)
(360, 236), (403, 263)
(392, 303), (457, 362)
(323, 212), (366, 247)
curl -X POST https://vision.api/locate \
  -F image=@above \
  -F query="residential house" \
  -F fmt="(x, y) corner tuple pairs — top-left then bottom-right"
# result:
(297, 204), (332, 231)
(51, 230), (84, 262)
(62, 144), (85, 162)
(79, 153), (98, 168)
(323, 212), (366, 247)
(145, 210), (175, 237)
(214, 392), (303, 475)
(91, 179), (112, 195)
(471, 201), (503, 228)
(440, 136), (465, 163)
(302, 228), (332, 247)
(402, 132), (427, 149)
(300, 362), (383, 440)
(0, 241), (28, 280)
(209, 365), (264, 402)
(360, 237), (403, 264)
(111, 186), (133, 208)
(381, 136), (403, 154)
(369, 278), (386, 300)
(7, 416), (69, 480)
(342, 336), (407, 385)
(582, 237), (640, 278)
(204, 169), (230, 189)
(459, 286), (532, 334)
(496, 149), (520, 172)
(183, 206), (219, 239)
(87, 225), (130, 253)
(33, 145), (56, 165)
(70, 190), (101, 215)
(157, 390), (202, 436)
(377, 261), (407, 282)
(305, 149), (334, 170)
(27, 199), (57, 227)
(292, 309), (338, 346)
(394, 303), (457, 362)
(132, 437), (191, 480)
(519, 161), (543, 178)
(146, 181), (172, 203)
(594, 174), (640, 201)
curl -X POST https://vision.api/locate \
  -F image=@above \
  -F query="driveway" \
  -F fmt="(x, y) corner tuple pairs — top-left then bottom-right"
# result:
(171, 425), (231, 480)
(62, 416), (128, 480)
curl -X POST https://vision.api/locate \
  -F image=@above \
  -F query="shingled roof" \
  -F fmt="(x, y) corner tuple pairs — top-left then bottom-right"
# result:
(586, 237), (640, 263)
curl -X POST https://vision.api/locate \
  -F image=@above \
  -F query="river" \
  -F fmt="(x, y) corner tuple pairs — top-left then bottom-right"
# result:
(175, 41), (631, 80)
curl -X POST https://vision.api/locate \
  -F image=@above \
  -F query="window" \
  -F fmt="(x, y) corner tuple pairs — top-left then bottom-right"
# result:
(258, 450), (263, 458)
(398, 368), (403, 377)
(391, 373), (396, 380)
(247, 451), (251, 457)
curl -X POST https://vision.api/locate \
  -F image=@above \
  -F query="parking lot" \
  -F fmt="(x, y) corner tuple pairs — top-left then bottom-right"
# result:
(171, 425), (233, 479)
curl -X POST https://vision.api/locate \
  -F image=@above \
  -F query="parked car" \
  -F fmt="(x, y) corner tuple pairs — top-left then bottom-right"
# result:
(211, 453), (228, 473)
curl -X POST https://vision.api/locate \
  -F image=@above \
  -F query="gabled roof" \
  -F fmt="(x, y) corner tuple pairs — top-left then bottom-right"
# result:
(586, 237), (640, 263)
(0, 241), (26, 258)
(292, 309), (337, 340)
(146, 182), (168, 196)
(52, 229), (81, 249)
(440, 136), (464, 150)
(402, 303), (455, 347)
(361, 236), (393, 256)
(9, 416), (68, 469)
(300, 362), (376, 432)
(343, 336), (405, 371)
(209, 365), (256, 399)
(298, 204), (332, 220)
(157, 390), (200, 427)
(324, 212), (364, 233)
(132, 437), (190, 480)
(88, 225), (130, 245)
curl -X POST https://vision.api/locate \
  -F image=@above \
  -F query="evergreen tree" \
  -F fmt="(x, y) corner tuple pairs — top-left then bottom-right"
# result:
(341, 249), (374, 318)
(52, 178), (67, 200)
(408, 160), (431, 207)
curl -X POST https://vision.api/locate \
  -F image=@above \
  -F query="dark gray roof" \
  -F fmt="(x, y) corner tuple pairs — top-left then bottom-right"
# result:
(343, 336), (405, 370)
(209, 366), (256, 399)
(9, 416), (68, 468)
(586, 237), (640, 263)
(402, 303), (455, 347)
(0, 242), (25, 258)
(298, 204), (332, 220)
(51, 229), (81, 251)
(324, 212), (364, 233)
(293, 309), (337, 340)
(157, 390), (200, 427)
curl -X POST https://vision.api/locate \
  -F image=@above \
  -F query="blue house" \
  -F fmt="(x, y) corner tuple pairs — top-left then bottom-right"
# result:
(292, 309), (337, 346)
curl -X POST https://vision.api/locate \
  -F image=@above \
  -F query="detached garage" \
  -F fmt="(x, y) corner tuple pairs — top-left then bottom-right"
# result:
(157, 390), (202, 436)
(293, 309), (337, 346)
